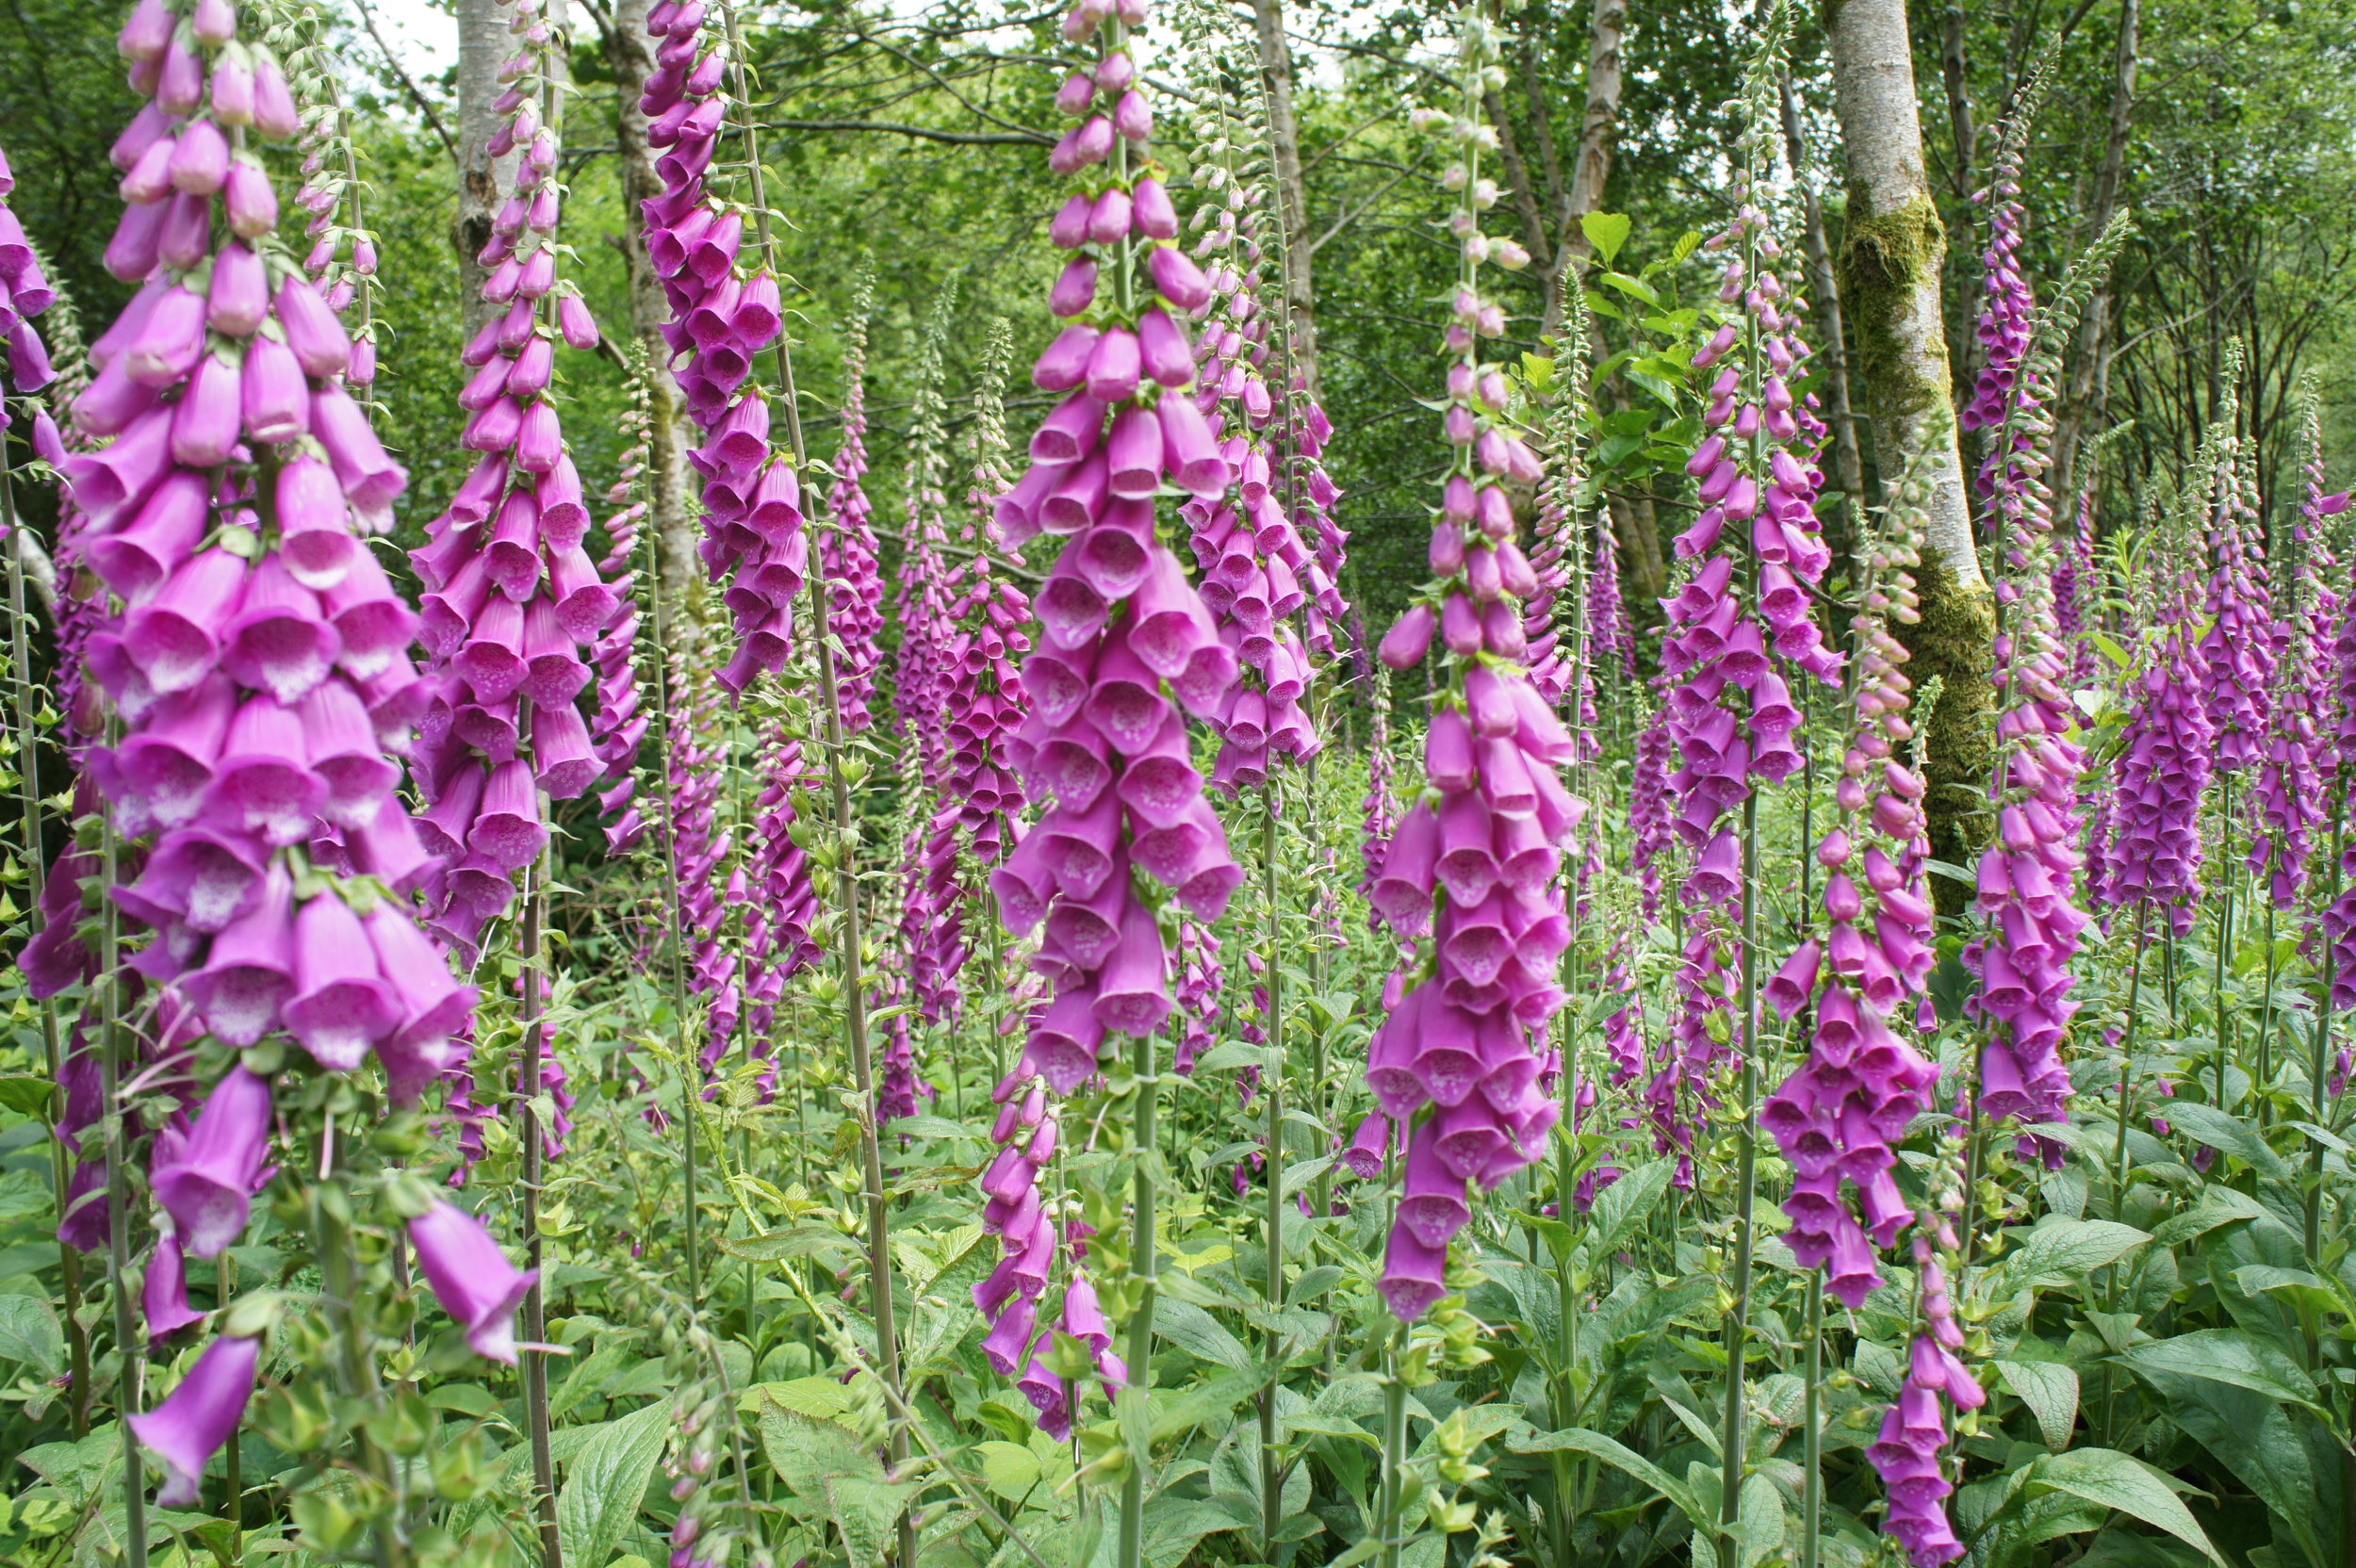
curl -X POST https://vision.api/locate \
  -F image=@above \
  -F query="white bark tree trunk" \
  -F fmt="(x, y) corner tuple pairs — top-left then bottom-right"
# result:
(1827, 0), (1993, 913)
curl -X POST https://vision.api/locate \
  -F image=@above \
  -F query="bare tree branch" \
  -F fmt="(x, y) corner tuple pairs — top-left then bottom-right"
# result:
(351, 0), (460, 165)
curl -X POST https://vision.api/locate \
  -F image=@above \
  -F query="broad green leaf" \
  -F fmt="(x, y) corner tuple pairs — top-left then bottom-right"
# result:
(0, 1292), (64, 1378)
(2136, 1365), (2338, 1566)
(1510, 1428), (1705, 1530)
(2119, 1328), (2323, 1412)
(0, 1075), (55, 1117)
(1735, 1471), (1783, 1568)
(1142, 1494), (1239, 1567)
(760, 1407), (914, 1568)
(1600, 271), (1661, 307)
(2026, 1448), (2224, 1564)
(720, 1225), (862, 1268)
(2009, 1217), (2151, 1280)
(1577, 1159), (1674, 1264)
(2157, 1102), (2288, 1179)
(973, 1440), (1040, 1502)
(1996, 1360), (2081, 1450)
(553, 1396), (667, 1568)
(892, 1115), (971, 1142)
(2150, 1186), (2269, 1247)
(760, 1376), (861, 1423)
(1580, 212), (1632, 266)
(1153, 1295), (1251, 1371)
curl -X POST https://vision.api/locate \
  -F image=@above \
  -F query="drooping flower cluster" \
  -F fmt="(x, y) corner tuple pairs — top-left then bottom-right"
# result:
(408, 0), (618, 956)
(637, 0), (801, 694)
(591, 376), (653, 852)
(1526, 286), (1591, 712)
(1362, 23), (1579, 1321)
(1174, 914), (1222, 1074)
(1866, 1228), (1981, 1566)
(0, 142), (61, 510)
(1958, 104), (2036, 448)
(661, 648), (738, 1070)
(742, 705), (822, 1048)
(2052, 482), (2097, 693)
(2251, 406), (2332, 906)
(1960, 204), (2127, 1147)
(1643, 88), (1839, 1174)
(2105, 544), (2214, 931)
(55, 0), (532, 1503)
(1159, 49), (1336, 786)
(826, 269), (884, 733)
(1762, 470), (1938, 1306)
(981, 0), (1242, 1423)
(2201, 438), (2275, 774)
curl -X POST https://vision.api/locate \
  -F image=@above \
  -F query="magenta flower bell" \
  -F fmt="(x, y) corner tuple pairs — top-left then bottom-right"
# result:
(151, 1066), (272, 1258)
(127, 1331), (261, 1507)
(409, 1199), (539, 1364)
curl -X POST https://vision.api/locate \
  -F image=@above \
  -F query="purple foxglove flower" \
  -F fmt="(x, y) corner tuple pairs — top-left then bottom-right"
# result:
(152, 1067), (273, 1257)
(128, 1332), (260, 1507)
(409, 1199), (539, 1363)
(144, 1232), (206, 1343)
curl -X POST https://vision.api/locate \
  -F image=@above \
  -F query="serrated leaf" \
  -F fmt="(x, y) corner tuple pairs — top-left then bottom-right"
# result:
(1996, 1359), (2081, 1449)
(2025, 1448), (2223, 1563)
(2117, 1328), (2323, 1413)
(1511, 1428), (1706, 1531)
(0, 1292), (63, 1378)
(1154, 1295), (1251, 1371)
(2158, 1102), (2288, 1179)
(973, 1439), (1040, 1501)
(2009, 1217), (2151, 1280)
(553, 1396), (668, 1568)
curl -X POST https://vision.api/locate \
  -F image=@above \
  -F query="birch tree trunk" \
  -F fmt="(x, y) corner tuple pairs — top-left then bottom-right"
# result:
(1251, 0), (1319, 398)
(1539, 0), (1625, 345)
(2051, 0), (2138, 508)
(607, 0), (706, 647)
(454, 0), (518, 339)
(1827, 0), (1994, 914)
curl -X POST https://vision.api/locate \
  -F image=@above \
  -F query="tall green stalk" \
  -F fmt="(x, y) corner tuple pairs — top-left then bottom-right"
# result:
(99, 816), (147, 1560)
(517, 850), (562, 1568)
(718, 9), (909, 1541)
(1117, 1027), (1160, 1568)
(1259, 802), (1286, 1555)
(0, 400), (88, 1433)
(1716, 791), (1760, 1567)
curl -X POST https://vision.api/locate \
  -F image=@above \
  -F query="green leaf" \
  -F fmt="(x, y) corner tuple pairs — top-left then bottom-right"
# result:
(0, 1075), (55, 1117)
(1153, 1296), (1252, 1371)
(553, 1396), (668, 1568)
(1143, 1494), (1239, 1567)
(2008, 1217), (2151, 1280)
(721, 1225), (862, 1268)
(1510, 1428), (1706, 1530)
(1578, 1159), (1675, 1264)
(760, 1407), (914, 1568)
(2026, 1448), (2224, 1564)
(892, 1115), (972, 1142)
(2132, 1364), (2339, 1566)
(1580, 212), (1632, 267)
(1996, 1360), (2081, 1449)
(1600, 271), (1661, 309)
(2118, 1328), (2323, 1412)
(2157, 1102), (2289, 1179)
(0, 1291), (63, 1378)
(1734, 1471), (1783, 1568)
(760, 1376), (861, 1423)
(2150, 1186), (2269, 1247)
(973, 1440), (1040, 1502)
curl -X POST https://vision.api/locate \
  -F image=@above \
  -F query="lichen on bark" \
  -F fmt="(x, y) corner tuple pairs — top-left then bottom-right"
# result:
(1900, 553), (1997, 916)
(1837, 194), (1949, 421)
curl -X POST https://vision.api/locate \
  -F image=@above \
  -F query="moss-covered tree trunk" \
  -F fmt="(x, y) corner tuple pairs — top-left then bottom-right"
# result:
(1827, 0), (1994, 916)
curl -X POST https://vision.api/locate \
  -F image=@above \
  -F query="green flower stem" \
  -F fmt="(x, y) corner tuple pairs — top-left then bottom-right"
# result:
(99, 810), (147, 1560)
(1717, 789), (1759, 1568)
(0, 409), (89, 1436)
(516, 846), (562, 1568)
(1117, 1025), (1159, 1568)
(1260, 801), (1285, 1556)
